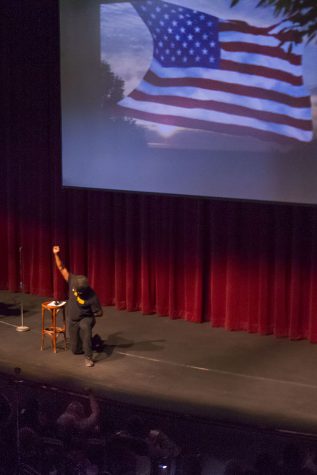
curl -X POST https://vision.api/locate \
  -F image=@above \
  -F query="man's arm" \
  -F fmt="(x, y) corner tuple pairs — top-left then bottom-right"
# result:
(92, 297), (103, 317)
(52, 245), (70, 282)
(77, 391), (100, 432)
(93, 303), (103, 318)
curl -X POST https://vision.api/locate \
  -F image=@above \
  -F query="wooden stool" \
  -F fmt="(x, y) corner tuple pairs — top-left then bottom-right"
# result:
(41, 301), (67, 353)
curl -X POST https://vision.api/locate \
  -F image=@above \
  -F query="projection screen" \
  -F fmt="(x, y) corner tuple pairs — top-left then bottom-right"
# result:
(59, 0), (317, 204)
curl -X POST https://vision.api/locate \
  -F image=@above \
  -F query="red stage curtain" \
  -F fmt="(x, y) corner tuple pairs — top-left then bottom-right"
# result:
(2, 0), (317, 341)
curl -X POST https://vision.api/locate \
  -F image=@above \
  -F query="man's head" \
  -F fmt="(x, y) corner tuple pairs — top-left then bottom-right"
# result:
(72, 275), (89, 294)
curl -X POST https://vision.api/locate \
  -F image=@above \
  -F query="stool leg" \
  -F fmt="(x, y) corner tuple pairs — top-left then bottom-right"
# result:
(63, 332), (67, 351)
(52, 309), (57, 353)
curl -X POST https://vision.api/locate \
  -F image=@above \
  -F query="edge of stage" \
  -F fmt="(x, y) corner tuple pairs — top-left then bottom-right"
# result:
(1, 289), (317, 437)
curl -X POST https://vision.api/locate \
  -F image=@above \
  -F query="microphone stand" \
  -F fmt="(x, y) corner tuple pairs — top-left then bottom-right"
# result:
(16, 246), (30, 332)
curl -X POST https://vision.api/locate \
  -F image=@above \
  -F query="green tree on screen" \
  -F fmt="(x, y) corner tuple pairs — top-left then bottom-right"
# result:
(231, 0), (317, 45)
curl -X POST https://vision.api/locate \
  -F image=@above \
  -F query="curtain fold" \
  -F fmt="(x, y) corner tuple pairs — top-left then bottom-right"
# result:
(1, 0), (317, 342)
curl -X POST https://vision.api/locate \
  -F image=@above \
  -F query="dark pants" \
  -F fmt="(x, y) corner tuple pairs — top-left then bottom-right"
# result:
(69, 316), (95, 358)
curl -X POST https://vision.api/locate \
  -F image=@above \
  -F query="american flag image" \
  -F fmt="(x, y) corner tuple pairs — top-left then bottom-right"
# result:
(115, 0), (313, 144)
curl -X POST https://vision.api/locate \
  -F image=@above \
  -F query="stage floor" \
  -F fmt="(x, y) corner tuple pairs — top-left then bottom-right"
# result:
(1, 290), (317, 436)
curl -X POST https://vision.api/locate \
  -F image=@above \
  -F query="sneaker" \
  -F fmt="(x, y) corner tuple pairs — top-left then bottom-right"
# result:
(85, 357), (94, 367)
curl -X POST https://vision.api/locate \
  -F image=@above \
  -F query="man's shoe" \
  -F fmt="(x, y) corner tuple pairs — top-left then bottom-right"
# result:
(85, 357), (94, 367)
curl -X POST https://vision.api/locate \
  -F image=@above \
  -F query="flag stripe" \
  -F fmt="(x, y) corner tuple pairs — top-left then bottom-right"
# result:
(220, 20), (277, 36)
(219, 29), (302, 75)
(115, 105), (306, 144)
(144, 70), (311, 108)
(219, 20), (298, 44)
(220, 59), (302, 85)
(119, 97), (312, 142)
(136, 81), (311, 120)
(219, 30), (281, 47)
(129, 89), (313, 131)
(220, 41), (301, 65)
(149, 60), (307, 98)
(220, 50), (301, 76)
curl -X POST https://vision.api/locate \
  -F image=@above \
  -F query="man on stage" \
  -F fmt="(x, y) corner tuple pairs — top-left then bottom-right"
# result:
(52, 245), (103, 367)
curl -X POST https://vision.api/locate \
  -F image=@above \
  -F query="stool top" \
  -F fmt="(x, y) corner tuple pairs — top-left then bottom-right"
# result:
(43, 301), (67, 309)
